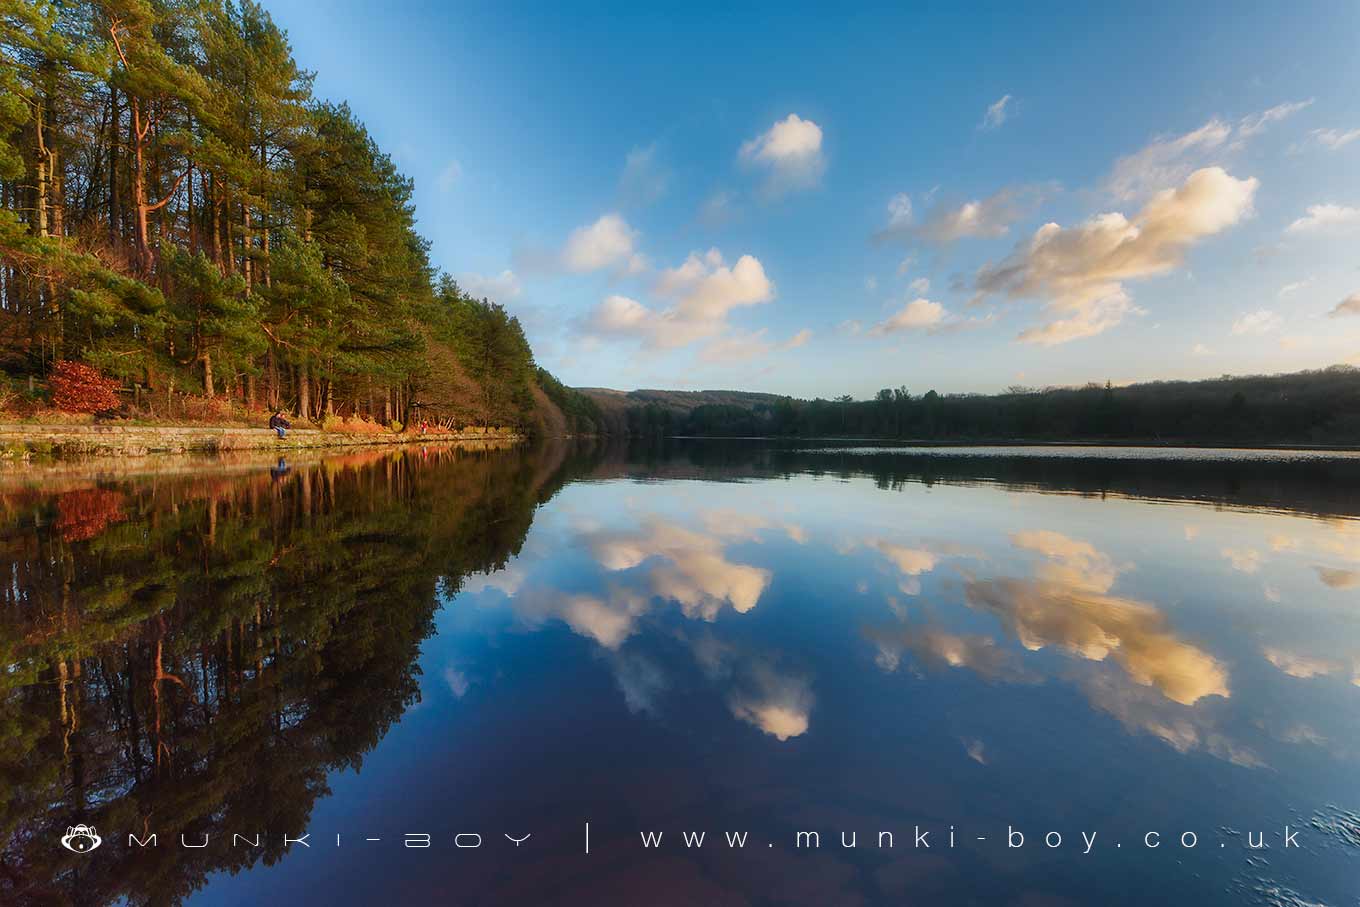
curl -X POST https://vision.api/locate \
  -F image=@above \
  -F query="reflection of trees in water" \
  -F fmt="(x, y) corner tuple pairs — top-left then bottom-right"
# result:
(593, 439), (1360, 519)
(0, 443), (588, 907)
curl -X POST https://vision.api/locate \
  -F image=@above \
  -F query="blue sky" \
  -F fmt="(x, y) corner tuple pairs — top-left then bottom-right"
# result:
(265, 0), (1360, 396)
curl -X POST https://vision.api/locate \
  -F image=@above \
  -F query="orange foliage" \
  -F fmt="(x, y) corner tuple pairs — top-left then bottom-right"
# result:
(49, 361), (121, 414)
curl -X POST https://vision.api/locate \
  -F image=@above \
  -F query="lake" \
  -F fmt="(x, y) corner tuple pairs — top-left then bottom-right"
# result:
(4, 440), (1359, 906)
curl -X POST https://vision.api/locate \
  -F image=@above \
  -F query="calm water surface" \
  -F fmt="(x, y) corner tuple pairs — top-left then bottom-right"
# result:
(3, 441), (1358, 906)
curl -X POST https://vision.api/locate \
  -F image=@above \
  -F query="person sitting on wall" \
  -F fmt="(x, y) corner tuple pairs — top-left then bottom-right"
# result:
(269, 410), (291, 439)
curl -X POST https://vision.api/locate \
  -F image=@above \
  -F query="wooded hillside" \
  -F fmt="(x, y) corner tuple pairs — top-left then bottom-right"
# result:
(584, 367), (1360, 446)
(0, 0), (591, 433)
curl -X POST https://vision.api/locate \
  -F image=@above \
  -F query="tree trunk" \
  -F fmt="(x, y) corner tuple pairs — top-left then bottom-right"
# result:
(107, 85), (120, 247)
(266, 345), (278, 408)
(224, 188), (234, 274)
(259, 143), (272, 288)
(297, 360), (309, 419)
(34, 100), (50, 239)
(132, 99), (152, 273)
(49, 141), (63, 237)
(242, 204), (252, 291)
(186, 159), (196, 251)
(202, 352), (214, 397)
(210, 174), (222, 267)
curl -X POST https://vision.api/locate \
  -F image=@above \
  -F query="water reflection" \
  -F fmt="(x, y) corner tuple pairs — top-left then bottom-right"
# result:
(585, 517), (774, 620)
(0, 440), (1357, 906)
(969, 530), (1230, 705)
(0, 445), (571, 906)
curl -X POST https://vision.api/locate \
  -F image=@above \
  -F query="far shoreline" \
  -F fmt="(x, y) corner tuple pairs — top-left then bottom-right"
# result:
(663, 435), (1360, 453)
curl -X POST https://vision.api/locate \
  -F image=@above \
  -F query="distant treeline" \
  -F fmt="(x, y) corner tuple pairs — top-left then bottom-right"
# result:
(592, 366), (1360, 445)
(0, 0), (574, 431)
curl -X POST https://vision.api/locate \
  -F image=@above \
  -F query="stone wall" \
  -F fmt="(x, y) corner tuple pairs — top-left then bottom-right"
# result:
(0, 423), (522, 462)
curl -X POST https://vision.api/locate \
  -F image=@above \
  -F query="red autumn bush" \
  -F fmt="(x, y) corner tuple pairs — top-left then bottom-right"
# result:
(49, 361), (122, 414)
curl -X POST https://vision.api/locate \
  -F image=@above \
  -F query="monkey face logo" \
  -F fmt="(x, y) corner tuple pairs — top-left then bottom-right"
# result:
(60, 825), (102, 853)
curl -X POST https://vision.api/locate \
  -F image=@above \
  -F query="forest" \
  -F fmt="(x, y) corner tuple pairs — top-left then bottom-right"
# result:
(587, 366), (1360, 446)
(0, 0), (595, 433)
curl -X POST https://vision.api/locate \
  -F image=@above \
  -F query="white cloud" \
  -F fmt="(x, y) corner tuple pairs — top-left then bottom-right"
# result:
(562, 213), (645, 273)
(701, 327), (805, 364)
(461, 565), (527, 597)
(908, 276), (931, 294)
(878, 185), (1047, 245)
(1105, 120), (1231, 202)
(1277, 277), (1314, 298)
(865, 539), (940, 577)
(656, 248), (775, 321)
(980, 94), (1013, 130)
(588, 519), (772, 620)
(517, 588), (625, 643)
(1231, 309), (1282, 336)
(869, 298), (946, 335)
(1316, 566), (1360, 589)
(588, 294), (654, 335)
(459, 269), (521, 302)
(582, 248), (775, 350)
(700, 329), (772, 363)
(443, 666), (470, 697)
(966, 531), (1231, 706)
(1263, 647), (1356, 683)
(609, 651), (667, 714)
(1191, 343), (1214, 356)
(885, 192), (913, 228)
(867, 621), (1032, 683)
(728, 666), (813, 741)
(864, 275), (878, 293)
(1285, 203), (1360, 234)
(1329, 292), (1360, 318)
(1311, 127), (1360, 150)
(620, 143), (669, 205)
(1107, 104), (1307, 202)
(1077, 668), (1258, 766)
(975, 167), (1258, 345)
(1221, 547), (1263, 573)
(739, 113), (826, 196)
(699, 325), (807, 366)
(436, 159), (463, 192)
(1237, 99), (1313, 138)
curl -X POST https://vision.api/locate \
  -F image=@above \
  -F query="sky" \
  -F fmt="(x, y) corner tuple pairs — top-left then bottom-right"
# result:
(264, 0), (1360, 396)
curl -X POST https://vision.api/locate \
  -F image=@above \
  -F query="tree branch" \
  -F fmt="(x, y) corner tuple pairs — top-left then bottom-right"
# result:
(146, 167), (190, 212)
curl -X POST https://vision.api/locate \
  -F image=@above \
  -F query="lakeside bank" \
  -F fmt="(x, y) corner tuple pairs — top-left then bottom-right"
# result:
(0, 422), (523, 466)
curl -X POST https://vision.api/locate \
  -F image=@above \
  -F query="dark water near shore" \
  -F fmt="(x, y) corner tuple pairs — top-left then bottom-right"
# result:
(3, 441), (1359, 906)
